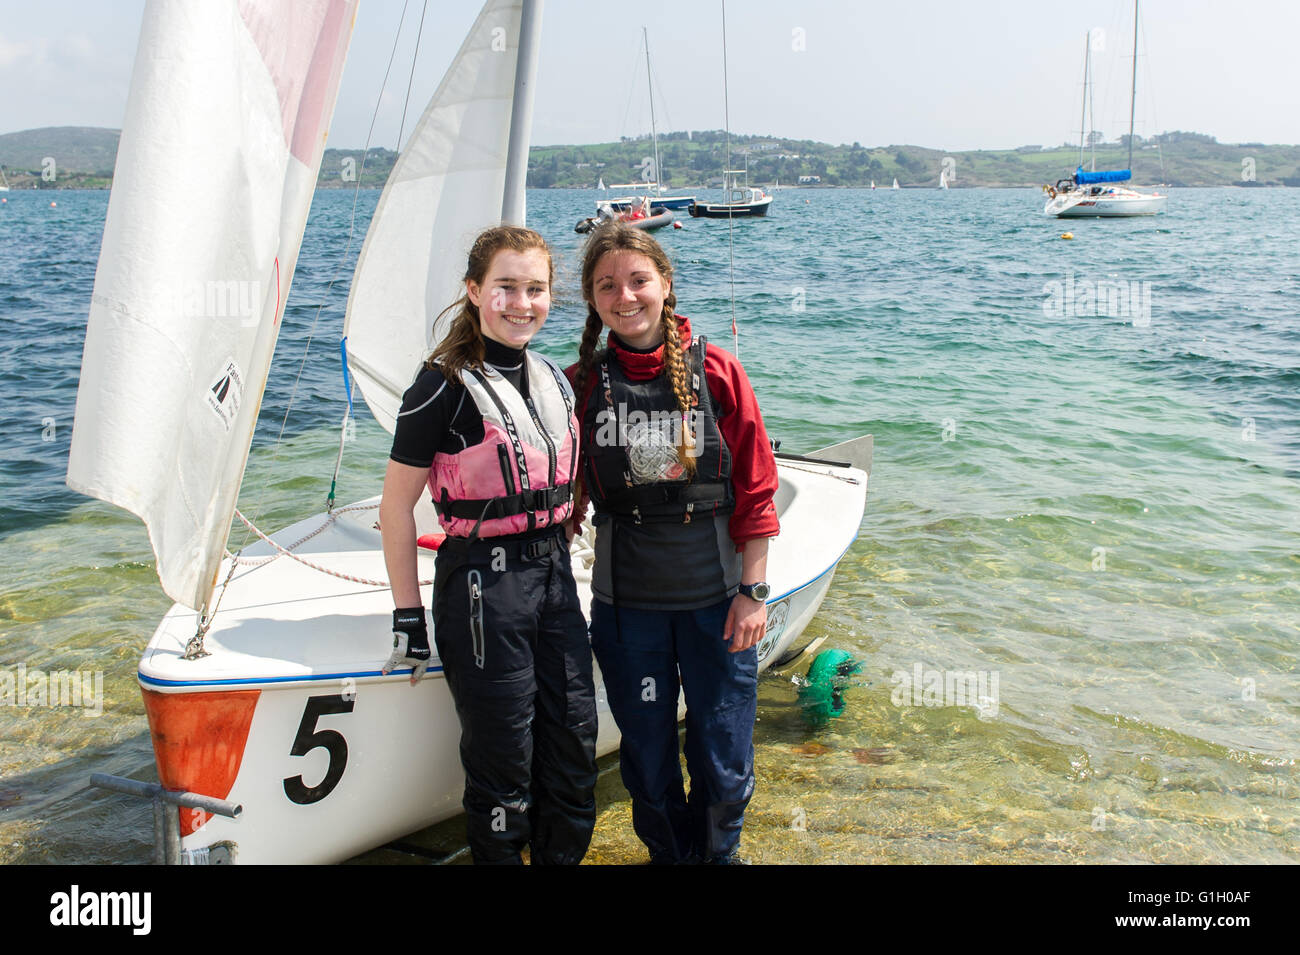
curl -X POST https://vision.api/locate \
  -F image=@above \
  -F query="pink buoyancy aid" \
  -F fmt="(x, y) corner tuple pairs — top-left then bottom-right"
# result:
(429, 351), (578, 538)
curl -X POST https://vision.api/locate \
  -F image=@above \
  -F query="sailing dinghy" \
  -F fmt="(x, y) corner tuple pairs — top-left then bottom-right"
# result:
(68, 0), (872, 864)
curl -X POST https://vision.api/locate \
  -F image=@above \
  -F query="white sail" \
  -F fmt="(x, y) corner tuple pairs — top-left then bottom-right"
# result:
(66, 0), (357, 612)
(344, 0), (526, 434)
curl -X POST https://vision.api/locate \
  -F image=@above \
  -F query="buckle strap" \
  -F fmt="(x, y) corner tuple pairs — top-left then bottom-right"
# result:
(434, 483), (573, 520)
(438, 527), (564, 561)
(600, 482), (728, 511)
(522, 534), (560, 560)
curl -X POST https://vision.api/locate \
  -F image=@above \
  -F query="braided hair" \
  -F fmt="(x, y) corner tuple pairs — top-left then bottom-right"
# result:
(577, 223), (697, 476)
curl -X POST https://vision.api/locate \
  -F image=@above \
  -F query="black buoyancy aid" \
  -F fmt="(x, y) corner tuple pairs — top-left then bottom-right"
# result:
(583, 335), (734, 524)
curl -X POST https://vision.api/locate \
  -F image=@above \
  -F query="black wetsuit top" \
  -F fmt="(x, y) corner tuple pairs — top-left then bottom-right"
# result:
(389, 338), (528, 469)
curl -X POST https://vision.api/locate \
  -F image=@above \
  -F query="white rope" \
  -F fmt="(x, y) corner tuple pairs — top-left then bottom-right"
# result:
(226, 505), (601, 588)
(228, 505), (435, 589)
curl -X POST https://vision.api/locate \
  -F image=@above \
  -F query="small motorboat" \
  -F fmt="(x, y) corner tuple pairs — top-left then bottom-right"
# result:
(688, 186), (773, 219)
(601, 191), (696, 212)
(575, 201), (673, 233)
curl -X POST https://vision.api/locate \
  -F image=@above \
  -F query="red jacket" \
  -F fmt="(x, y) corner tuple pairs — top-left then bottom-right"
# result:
(565, 315), (779, 549)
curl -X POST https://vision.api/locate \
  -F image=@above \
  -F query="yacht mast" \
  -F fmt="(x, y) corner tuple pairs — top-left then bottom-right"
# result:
(644, 27), (662, 196)
(1128, 0), (1139, 173)
(1088, 36), (1096, 170)
(1077, 32), (1089, 169)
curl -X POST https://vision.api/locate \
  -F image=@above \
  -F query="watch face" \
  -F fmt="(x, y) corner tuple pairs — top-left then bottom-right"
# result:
(751, 582), (771, 601)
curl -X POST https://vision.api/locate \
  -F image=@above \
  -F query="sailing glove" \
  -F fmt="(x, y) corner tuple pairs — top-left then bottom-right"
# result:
(384, 607), (432, 681)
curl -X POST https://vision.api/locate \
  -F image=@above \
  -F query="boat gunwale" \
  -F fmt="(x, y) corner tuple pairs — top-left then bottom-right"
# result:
(137, 462), (868, 691)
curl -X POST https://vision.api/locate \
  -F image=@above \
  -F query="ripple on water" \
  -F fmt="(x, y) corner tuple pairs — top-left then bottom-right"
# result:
(3, 188), (1298, 863)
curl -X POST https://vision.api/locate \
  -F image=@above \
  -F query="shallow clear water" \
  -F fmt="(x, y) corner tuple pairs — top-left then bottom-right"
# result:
(1, 186), (1297, 863)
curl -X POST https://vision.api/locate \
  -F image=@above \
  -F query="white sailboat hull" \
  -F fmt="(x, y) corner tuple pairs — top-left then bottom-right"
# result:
(1046, 190), (1167, 217)
(138, 449), (870, 864)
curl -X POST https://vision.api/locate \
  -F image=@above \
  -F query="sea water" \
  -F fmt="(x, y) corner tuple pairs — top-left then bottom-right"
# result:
(0, 187), (1296, 863)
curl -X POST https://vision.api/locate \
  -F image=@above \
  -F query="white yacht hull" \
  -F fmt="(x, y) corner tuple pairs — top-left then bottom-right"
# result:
(1045, 190), (1167, 217)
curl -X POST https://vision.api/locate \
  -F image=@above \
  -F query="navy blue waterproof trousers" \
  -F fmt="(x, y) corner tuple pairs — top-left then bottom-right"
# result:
(433, 528), (598, 865)
(590, 598), (758, 862)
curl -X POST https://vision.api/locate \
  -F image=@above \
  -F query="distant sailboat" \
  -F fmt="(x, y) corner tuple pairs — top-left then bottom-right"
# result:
(597, 175), (605, 190)
(1043, 1), (1166, 217)
(870, 180), (876, 190)
(601, 28), (694, 214)
(892, 178), (900, 190)
(939, 171), (949, 190)
(0, 166), (9, 191)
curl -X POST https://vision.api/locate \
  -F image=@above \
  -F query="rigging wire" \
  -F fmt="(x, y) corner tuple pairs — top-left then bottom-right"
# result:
(720, 0), (738, 356)
(1138, 13), (1165, 179)
(326, 0), (427, 513)
(617, 37), (645, 160)
(225, 1), (416, 580)
(650, 65), (676, 145)
(396, 0), (430, 152)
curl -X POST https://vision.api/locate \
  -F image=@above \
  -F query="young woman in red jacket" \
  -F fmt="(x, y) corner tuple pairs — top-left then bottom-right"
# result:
(568, 223), (780, 864)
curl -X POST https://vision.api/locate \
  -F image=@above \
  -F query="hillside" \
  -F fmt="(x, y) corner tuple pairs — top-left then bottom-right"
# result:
(0, 126), (119, 187)
(2, 125), (1296, 189)
(528, 130), (1300, 189)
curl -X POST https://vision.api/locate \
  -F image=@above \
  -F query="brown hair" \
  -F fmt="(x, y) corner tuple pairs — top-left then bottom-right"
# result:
(576, 223), (696, 476)
(428, 225), (554, 382)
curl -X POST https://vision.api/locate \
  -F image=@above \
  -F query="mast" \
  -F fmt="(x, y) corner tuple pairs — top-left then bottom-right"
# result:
(1128, 0), (1139, 173)
(1077, 32), (1089, 169)
(644, 27), (662, 196)
(1088, 35), (1096, 170)
(502, 0), (543, 224)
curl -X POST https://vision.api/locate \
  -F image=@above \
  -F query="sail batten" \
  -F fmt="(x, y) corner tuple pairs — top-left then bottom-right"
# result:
(66, 0), (357, 612)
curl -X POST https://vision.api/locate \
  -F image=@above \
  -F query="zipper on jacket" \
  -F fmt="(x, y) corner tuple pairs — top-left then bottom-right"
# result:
(524, 394), (558, 487)
(497, 444), (516, 494)
(468, 570), (485, 669)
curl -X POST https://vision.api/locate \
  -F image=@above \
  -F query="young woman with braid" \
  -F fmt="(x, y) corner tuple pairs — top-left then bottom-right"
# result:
(567, 223), (779, 864)
(379, 226), (596, 865)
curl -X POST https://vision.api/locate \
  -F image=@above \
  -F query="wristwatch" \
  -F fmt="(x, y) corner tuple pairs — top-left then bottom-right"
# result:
(737, 581), (770, 601)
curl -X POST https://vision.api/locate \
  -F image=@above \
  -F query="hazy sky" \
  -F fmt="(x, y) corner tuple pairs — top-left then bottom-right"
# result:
(2, 1), (1297, 152)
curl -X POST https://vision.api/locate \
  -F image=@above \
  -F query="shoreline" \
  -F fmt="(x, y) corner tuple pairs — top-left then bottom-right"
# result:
(4, 183), (1293, 192)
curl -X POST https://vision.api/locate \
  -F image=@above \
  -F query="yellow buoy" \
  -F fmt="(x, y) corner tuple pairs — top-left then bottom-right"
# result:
(1060, 232), (1073, 240)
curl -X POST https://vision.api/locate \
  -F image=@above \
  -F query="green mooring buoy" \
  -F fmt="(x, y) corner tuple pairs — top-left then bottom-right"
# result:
(797, 649), (862, 726)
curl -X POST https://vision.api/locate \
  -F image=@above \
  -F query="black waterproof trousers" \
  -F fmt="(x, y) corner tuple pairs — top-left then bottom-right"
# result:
(432, 526), (598, 864)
